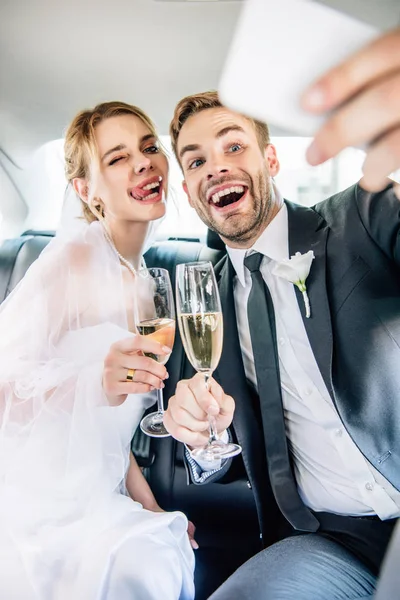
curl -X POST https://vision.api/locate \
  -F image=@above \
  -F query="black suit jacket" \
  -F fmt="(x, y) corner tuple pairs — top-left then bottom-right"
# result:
(211, 182), (400, 536)
(149, 182), (400, 547)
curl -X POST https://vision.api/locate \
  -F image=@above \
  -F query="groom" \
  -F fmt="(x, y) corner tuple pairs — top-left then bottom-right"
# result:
(163, 27), (400, 599)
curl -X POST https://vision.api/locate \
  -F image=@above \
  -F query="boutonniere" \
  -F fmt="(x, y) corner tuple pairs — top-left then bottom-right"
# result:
(272, 251), (315, 318)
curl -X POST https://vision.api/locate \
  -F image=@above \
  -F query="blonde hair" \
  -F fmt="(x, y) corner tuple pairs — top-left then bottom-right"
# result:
(170, 90), (270, 167)
(64, 101), (159, 223)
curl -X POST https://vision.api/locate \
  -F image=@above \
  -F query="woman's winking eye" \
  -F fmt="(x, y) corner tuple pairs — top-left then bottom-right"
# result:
(109, 156), (125, 166)
(107, 140), (160, 166)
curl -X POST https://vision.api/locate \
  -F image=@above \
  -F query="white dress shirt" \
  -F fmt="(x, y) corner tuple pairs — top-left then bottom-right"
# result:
(226, 191), (400, 520)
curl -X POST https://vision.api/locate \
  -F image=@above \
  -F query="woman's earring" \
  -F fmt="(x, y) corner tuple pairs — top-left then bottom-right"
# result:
(95, 205), (105, 219)
(89, 199), (105, 220)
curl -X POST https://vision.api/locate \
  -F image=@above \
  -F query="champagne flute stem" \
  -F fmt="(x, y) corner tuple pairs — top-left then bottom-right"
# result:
(156, 388), (165, 415)
(204, 373), (219, 443)
(208, 415), (219, 443)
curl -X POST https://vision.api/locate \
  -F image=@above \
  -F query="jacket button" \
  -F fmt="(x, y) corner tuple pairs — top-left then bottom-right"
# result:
(247, 480), (252, 489)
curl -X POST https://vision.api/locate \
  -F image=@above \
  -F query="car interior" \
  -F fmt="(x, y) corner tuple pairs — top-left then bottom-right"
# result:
(1, 1), (400, 598)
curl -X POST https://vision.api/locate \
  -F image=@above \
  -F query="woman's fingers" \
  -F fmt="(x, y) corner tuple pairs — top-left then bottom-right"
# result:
(111, 335), (172, 359)
(121, 382), (155, 395)
(119, 354), (168, 381)
(187, 521), (199, 550)
(104, 339), (168, 381)
(103, 364), (166, 398)
(103, 335), (171, 405)
(104, 381), (155, 404)
(117, 368), (166, 389)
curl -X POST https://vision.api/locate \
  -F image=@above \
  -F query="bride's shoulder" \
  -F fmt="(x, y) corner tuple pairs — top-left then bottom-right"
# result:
(41, 225), (102, 275)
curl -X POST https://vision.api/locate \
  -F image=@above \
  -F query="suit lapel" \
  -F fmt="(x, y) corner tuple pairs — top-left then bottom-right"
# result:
(286, 201), (334, 400)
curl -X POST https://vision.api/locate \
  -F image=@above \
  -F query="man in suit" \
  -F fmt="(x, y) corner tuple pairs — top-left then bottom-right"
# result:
(163, 28), (400, 598)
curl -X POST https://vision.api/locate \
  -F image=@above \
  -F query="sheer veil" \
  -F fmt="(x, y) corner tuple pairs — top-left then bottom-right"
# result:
(58, 183), (163, 252)
(0, 185), (161, 581)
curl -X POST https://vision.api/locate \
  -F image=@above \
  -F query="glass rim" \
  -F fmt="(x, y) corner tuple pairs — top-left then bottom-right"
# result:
(176, 261), (213, 269)
(137, 266), (171, 276)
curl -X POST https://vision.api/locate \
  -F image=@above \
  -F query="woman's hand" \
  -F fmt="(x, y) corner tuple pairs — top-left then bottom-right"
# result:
(102, 335), (171, 406)
(302, 28), (400, 191)
(149, 504), (199, 550)
(187, 520), (199, 550)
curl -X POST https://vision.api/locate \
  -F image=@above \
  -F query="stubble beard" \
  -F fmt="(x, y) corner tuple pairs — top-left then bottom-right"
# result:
(197, 168), (273, 245)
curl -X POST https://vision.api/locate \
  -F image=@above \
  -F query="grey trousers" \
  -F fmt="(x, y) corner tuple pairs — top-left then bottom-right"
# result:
(208, 534), (376, 600)
(375, 520), (400, 600)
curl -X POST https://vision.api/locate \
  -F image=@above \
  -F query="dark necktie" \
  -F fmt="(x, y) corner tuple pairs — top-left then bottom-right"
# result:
(244, 252), (319, 532)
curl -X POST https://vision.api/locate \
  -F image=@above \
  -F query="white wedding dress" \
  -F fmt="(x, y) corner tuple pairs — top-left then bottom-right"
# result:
(0, 222), (195, 600)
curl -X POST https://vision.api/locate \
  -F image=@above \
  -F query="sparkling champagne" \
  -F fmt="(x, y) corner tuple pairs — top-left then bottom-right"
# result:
(178, 311), (223, 373)
(137, 317), (175, 365)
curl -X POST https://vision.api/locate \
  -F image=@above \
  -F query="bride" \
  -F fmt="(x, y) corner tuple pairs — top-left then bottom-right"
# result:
(0, 101), (195, 599)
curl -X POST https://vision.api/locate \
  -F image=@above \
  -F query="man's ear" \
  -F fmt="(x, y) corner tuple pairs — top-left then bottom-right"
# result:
(182, 180), (194, 208)
(264, 144), (280, 177)
(72, 178), (89, 203)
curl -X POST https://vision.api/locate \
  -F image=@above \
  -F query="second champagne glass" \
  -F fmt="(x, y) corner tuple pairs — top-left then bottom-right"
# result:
(176, 261), (242, 461)
(137, 267), (175, 438)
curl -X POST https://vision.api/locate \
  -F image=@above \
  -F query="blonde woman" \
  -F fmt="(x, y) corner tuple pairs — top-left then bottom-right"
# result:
(0, 102), (195, 600)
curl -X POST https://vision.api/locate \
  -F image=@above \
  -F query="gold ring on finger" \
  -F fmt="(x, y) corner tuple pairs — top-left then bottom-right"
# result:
(126, 368), (135, 382)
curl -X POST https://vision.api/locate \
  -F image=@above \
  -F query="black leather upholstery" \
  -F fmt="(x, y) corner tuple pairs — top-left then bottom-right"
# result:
(206, 228), (225, 251)
(0, 233), (225, 303)
(145, 239), (224, 287)
(0, 235), (52, 301)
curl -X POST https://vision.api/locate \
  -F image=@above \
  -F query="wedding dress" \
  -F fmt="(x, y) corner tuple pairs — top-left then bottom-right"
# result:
(0, 219), (195, 600)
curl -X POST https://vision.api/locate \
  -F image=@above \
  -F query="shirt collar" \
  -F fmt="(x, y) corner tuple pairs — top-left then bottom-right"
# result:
(227, 185), (289, 287)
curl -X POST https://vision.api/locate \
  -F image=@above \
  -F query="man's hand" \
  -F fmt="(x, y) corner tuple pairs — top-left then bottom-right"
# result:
(302, 28), (400, 191)
(103, 335), (170, 406)
(163, 373), (235, 448)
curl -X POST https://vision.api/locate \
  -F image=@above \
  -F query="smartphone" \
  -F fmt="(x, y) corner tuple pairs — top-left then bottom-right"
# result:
(218, 0), (380, 136)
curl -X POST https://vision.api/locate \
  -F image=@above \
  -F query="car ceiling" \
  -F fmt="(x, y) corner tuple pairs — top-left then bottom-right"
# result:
(1, 0), (399, 166)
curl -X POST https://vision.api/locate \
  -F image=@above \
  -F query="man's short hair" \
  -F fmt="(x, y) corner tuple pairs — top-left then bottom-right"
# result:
(169, 90), (270, 167)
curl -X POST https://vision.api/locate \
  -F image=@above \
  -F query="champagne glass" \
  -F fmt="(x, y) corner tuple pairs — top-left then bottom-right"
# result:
(137, 267), (175, 438)
(176, 261), (242, 461)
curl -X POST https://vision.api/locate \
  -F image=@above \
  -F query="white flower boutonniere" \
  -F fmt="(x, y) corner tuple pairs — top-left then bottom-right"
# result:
(272, 251), (315, 318)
